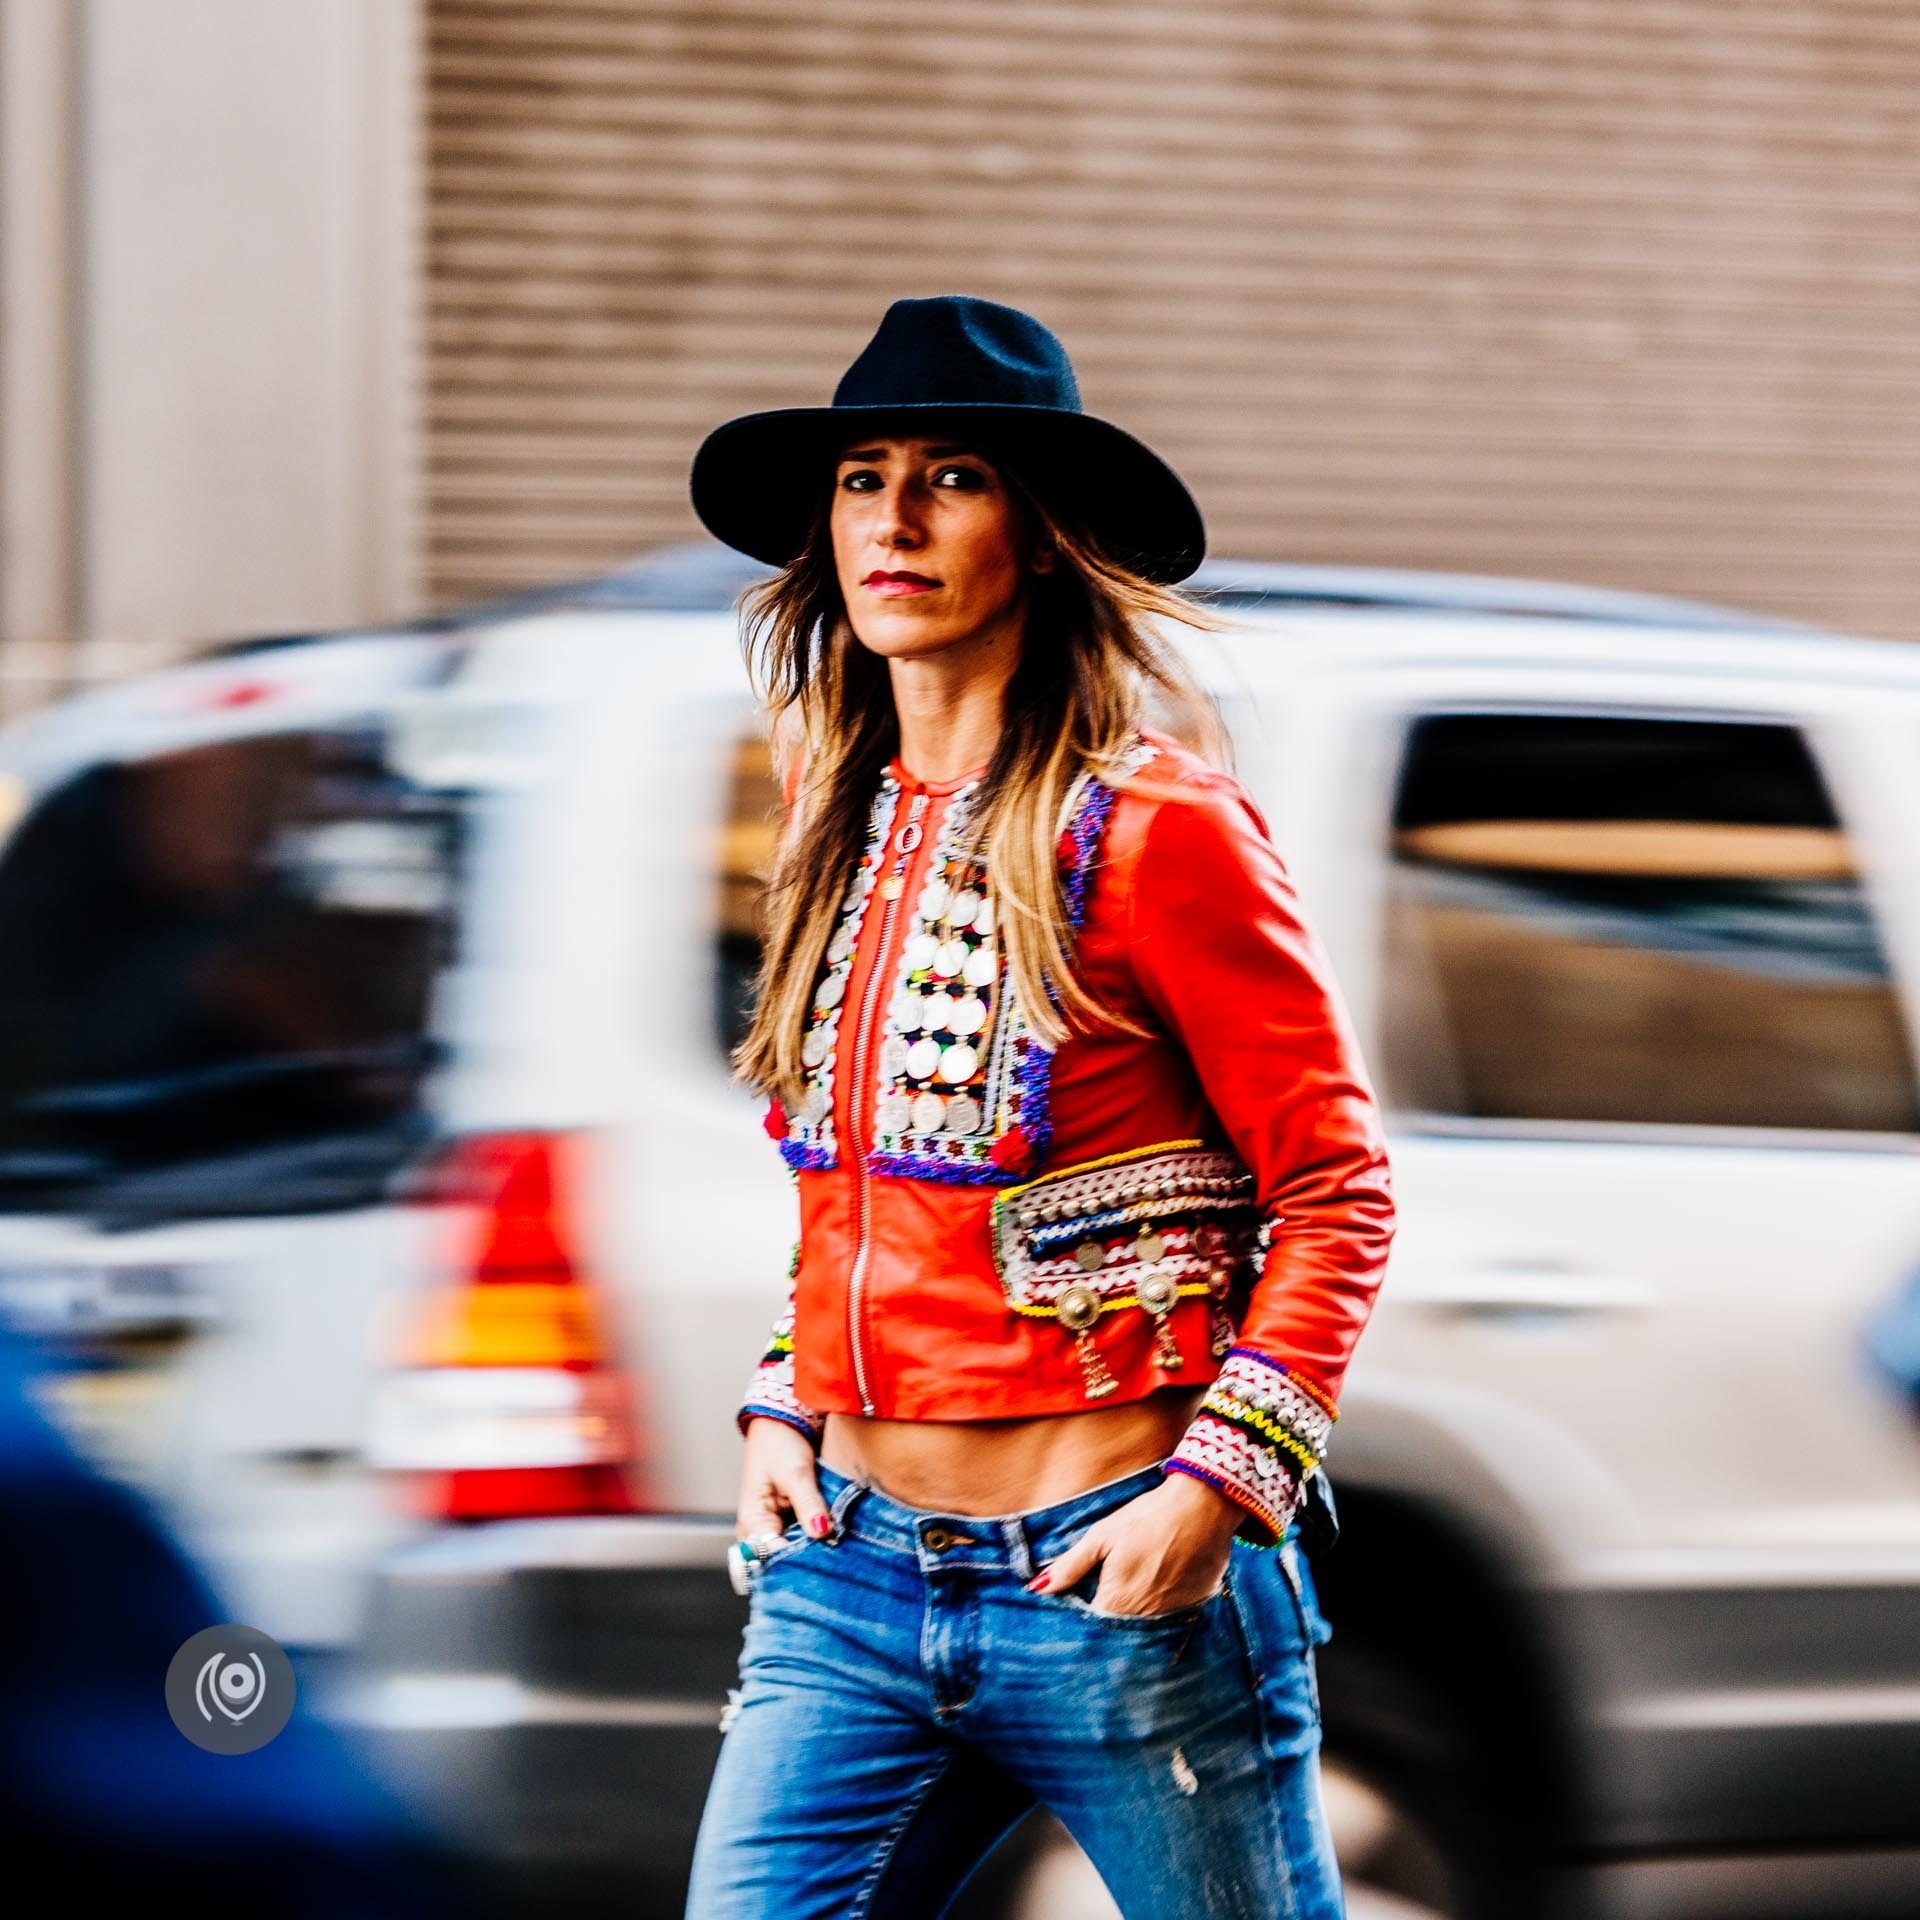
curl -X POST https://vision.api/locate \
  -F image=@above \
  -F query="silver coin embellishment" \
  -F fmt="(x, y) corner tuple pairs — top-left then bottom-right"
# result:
(948, 994), (987, 1036)
(905, 1038), (943, 1081)
(879, 1036), (909, 1078)
(904, 933), (939, 973)
(827, 926), (855, 964)
(816, 971), (846, 1011)
(932, 939), (968, 979)
(910, 1092), (947, 1134)
(1074, 1240), (1106, 1272)
(972, 895), (995, 936)
(948, 888), (982, 928)
(918, 880), (949, 921)
(937, 1042), (979, 1084)
(801, 1029), (830, 1068)
(875, 1092), (912, 1133)
(962, 946), (997, 988)
(892, 992), (923, 1034)
(944, 1094), (983, 1135)
(798, 1088), (829, 1126)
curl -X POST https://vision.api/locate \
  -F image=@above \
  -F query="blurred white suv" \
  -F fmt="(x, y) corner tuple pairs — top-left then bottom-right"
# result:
(3, 546), (1918, 1920)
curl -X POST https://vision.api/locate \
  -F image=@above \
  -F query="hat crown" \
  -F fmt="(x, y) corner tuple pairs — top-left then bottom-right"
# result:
(831, 296), (1083, 414)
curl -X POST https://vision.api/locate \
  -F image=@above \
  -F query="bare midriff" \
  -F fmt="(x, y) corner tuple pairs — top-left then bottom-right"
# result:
(819, 1381), (1210, 1515)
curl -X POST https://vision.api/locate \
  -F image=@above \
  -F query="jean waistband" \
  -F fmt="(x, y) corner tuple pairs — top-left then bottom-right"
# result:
(811, 1456), (1175, 1577)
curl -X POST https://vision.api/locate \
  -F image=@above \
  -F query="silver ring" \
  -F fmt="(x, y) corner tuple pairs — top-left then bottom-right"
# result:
(726, 1539), (758, 1597)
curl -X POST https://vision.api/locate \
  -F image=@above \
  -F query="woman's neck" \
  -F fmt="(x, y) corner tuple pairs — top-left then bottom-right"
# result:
(888, 649), (1016, 786)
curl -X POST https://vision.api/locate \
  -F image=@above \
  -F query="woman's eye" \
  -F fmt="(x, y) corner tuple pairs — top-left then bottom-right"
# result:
(934, 465), (986, 489)
(839, 470), (880, 491)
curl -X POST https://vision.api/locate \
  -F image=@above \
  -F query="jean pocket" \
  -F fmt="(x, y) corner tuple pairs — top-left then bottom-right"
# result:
(1275, 1540), (1325, 1724)
(1281, 1537), (1333, 1648)
(1048, 1567), (1231, 1630)
(743, 1521), (814, 1583)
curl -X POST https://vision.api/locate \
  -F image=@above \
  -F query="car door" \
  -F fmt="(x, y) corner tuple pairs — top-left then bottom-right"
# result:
(1302, 654), (1920, 1566)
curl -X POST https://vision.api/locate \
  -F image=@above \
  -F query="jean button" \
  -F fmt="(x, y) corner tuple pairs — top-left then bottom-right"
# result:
(924, 1525), (955, 1552)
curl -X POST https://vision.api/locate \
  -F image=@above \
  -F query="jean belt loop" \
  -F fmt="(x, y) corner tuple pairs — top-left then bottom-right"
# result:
(1001, 1516), (1036, 1582)
(825, 1474), (867, 1544)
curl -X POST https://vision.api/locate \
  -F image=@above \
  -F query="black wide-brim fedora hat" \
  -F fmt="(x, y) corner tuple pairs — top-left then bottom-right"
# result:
(689, 295), (1206, 586)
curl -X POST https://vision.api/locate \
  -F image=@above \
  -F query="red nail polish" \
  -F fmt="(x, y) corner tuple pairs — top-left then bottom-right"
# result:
(808, 1514), (832, 1538)
(1027, 1572), (1050, 1591)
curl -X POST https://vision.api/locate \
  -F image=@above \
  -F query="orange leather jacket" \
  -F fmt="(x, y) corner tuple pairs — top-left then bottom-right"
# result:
(739, 725), (1396, 1545)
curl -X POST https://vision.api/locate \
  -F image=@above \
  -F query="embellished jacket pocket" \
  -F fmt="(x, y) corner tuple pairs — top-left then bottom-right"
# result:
(989, 1140), (1267, 1398)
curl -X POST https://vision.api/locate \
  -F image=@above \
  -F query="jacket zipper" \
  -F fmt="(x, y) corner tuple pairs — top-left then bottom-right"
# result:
(846, 786), (930, 1414)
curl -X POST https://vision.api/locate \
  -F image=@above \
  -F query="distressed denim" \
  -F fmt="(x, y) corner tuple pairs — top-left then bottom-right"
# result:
(685, 1457), (1343, 1920)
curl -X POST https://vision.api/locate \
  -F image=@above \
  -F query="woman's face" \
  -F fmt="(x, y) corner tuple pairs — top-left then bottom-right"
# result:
(828, 435), (1052, 662)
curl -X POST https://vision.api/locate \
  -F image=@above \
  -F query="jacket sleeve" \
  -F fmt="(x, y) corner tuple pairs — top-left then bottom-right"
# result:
(736, 1231), (826, 1448)
(1127, 775), (1396, 1546)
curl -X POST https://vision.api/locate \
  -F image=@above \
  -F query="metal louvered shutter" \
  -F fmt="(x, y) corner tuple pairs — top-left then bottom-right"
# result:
(425, 1), (1920, 639)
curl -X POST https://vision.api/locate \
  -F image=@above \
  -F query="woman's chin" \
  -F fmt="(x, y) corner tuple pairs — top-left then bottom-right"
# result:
(850, 621), (980, 663)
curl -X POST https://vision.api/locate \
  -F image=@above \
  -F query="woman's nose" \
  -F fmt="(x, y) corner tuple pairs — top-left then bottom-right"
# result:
(874, 482), (925, 547)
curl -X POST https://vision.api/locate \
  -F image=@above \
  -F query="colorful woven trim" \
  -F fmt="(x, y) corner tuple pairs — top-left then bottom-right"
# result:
(736, 1241), (826, 1446)
(988, 1139), (1260, 1316)
(1164, 1346), (1339, 1545)
(737, 1344), (826, 1446)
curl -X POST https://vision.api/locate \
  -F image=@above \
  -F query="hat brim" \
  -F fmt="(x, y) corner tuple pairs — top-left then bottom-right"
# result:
(689, 403), (1206, 586)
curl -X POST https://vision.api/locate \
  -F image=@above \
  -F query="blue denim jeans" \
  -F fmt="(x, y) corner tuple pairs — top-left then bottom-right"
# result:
(685, 1456), (1342, 1919)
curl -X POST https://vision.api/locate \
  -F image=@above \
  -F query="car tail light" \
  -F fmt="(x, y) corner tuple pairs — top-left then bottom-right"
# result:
(370, 1131), (645, 1520)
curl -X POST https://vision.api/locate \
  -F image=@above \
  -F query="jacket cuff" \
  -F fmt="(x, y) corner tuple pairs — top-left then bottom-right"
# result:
(736, 1348), (826, 1449)
(1163, 1346), (1337, 1547)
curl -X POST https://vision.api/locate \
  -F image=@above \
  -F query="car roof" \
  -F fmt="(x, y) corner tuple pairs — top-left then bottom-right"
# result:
(357, 540), (1823, 632)
(37, 540), (1920, 757)
(397, 539), (1920, 692)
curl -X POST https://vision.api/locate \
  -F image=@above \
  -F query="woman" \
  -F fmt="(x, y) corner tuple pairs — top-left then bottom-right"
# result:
(684, 296), (1395, 1920)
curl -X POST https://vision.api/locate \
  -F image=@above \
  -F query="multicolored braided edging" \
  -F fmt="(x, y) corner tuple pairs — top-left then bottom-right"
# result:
(736, 1341), (825, 1448)
(737, 1242), (826, 1447)
(1163, 1346), (1339, 1547)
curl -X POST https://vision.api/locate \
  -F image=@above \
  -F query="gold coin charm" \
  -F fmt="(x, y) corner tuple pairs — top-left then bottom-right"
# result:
(1208, 1295), (1234, 1358)
(1137, 1268), (1182, 1369)
(1055, 1283), (1116, 1397)
(1136, 1270), (1178, 1315)
(1134, 1228), (1166, 1265)
(1056, 1283), (1100, 1331)
(1076, 1334), (1119, 1397)
(1073, 1240), (1107, 1273)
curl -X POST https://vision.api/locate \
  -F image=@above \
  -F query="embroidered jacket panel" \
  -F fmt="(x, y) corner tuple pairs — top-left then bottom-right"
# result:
(738, 725), (1396, 1545)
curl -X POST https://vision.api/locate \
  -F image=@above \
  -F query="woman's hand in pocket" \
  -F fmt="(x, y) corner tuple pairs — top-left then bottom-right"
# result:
(737, 1417), (834, 1546)
(1028, 1472), (1240, 1616)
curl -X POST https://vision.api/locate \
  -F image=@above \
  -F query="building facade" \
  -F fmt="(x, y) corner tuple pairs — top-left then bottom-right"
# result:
(5, 0), (1920, 713)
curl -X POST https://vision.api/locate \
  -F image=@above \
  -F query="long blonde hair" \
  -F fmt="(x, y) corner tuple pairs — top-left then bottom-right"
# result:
(732, 459), (1231, 1114)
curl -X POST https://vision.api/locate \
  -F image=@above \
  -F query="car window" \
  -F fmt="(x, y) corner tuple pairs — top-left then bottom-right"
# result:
(1380, 709), (1920, 1134)
(716, 730), (779, 1059)
(0, 724), (465, 1219)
